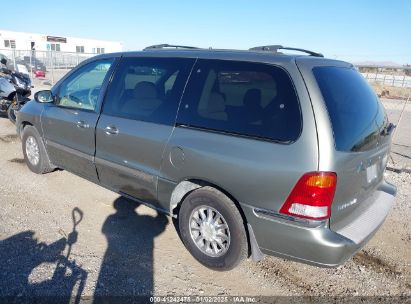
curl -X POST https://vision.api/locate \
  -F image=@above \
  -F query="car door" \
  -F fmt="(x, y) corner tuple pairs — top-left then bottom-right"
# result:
(95, 56), (195, 209)
(42, 58), (116, 182)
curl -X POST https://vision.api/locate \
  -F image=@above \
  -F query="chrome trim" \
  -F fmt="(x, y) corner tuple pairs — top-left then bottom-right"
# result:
(253, 207), (328, 228)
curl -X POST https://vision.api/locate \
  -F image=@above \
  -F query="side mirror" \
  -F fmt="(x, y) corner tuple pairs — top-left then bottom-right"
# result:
(0, 58), (6, 65)
(34, 90), (54, 103)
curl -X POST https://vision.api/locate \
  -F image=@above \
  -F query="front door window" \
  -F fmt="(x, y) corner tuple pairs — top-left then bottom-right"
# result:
(56, 60), (113, 111)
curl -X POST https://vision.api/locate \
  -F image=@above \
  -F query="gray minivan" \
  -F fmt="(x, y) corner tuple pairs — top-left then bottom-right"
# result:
(16, 45), (396, 271)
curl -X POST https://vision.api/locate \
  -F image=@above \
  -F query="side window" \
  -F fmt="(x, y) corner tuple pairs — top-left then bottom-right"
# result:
(102, 57), (194, 125)
(56, 59), (114, 111)
(177, 60), (301, 142)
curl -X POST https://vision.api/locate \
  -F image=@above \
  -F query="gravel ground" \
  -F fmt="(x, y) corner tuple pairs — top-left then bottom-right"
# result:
(0, 108), (410, 301)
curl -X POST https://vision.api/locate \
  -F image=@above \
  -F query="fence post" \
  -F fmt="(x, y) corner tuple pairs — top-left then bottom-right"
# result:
(51, 51), (55, 85)
(12, 49), (16, 70)
(392, 70), (395, 86)
(29, 51), (33, 83)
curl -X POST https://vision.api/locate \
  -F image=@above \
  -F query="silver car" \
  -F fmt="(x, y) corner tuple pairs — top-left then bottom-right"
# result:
(16, 44), (396, 271)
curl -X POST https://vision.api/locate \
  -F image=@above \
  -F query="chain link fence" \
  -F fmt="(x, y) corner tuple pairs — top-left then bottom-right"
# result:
(357, 66), (411, 101)
(359, 66), (411, 88)
(0, 48), (96, 86)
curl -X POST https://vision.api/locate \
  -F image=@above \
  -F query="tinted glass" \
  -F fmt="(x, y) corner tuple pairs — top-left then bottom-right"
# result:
(56, 59), (113, 111)
(102, 57), (195, 125)
(313, 66), (386, 152)
(177, 60), (301, 142)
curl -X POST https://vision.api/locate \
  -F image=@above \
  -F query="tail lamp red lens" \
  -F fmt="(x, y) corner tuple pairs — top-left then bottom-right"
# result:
(279, 172), (337, 220)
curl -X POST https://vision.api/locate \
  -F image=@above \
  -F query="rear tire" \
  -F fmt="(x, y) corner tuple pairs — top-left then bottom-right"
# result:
(22, 126), (54, 174)
(178, 186), (248, 271)
(7, 104), (18, 124)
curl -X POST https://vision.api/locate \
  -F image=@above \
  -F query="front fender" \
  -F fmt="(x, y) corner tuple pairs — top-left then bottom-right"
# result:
(16, 100), (45, 138)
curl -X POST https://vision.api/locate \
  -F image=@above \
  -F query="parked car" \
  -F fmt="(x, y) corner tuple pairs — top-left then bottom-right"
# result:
(32, 70), (46, 78)
(16, 44), (396, 271)
(1, 53), (36, 76)
(21, 56), (47, 72)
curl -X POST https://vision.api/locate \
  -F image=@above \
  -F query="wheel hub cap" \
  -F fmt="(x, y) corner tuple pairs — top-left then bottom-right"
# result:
(201, 222), (216, 241)
(189, 206), (231, 257)
(25, 136), (40, 166)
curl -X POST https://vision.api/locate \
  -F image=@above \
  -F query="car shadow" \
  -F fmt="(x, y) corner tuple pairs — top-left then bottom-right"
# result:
(0, 208), (87, 303)
(94, 196), (169, 300)
(0, 197), (169, 301)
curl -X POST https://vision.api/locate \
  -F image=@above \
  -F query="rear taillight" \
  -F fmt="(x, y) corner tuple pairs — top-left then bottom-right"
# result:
(279, 172), (337, 220)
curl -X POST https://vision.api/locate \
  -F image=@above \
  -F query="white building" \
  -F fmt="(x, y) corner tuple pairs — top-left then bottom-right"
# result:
(0, 29), (123, 54)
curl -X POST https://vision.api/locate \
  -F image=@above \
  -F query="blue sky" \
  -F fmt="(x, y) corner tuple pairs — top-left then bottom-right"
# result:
(2, 0), (410, 64)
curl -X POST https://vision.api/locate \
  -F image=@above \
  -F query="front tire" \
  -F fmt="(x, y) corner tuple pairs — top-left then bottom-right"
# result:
(178, 186), (248, 271)
(22, 126), (54, 174)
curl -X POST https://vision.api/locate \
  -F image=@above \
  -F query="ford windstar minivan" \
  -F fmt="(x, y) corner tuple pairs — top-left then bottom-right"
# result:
(16, 44), (396, 270)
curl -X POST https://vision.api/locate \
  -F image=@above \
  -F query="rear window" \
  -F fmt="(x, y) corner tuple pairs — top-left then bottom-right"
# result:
(177, 59), (301, 142)
(313, 66), (386, 152)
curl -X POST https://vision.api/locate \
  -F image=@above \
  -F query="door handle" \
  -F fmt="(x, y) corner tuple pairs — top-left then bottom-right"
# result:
(105, 125), (119, 135)
(76, 121), (89, 128)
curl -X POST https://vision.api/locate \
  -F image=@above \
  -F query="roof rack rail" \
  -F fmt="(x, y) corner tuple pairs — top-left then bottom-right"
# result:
(249, 45), (324, 57)
(143, 44), (201, 50)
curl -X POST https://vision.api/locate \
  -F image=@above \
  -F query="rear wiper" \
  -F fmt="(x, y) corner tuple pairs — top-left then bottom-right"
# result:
(380, 122), (396, 136)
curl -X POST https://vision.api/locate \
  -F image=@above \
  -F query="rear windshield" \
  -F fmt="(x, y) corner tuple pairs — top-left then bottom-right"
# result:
(313, 66), (386, 152)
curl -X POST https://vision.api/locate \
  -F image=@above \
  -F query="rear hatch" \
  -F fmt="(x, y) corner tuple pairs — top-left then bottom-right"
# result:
(311, 66), (394, 230)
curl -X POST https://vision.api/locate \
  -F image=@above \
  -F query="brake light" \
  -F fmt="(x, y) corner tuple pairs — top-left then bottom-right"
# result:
(279, 172), (337, 220)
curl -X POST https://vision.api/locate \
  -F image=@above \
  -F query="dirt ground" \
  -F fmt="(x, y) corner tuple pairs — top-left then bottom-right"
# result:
(0, 104), (410, 301)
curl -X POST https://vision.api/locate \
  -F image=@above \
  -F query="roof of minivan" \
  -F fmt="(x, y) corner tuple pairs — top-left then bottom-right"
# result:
(94, 48), (352, 67)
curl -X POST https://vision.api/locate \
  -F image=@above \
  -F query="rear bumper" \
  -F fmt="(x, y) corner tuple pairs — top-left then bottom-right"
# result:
(242, 180), (396, 267)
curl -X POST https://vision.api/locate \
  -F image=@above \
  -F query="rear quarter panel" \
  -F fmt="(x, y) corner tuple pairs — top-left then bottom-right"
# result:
(296, 57), (394, 228)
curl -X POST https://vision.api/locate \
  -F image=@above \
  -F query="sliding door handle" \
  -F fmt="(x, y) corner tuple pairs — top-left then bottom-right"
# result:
(76, 121), (89, 128)
(105, 125), (119, 135)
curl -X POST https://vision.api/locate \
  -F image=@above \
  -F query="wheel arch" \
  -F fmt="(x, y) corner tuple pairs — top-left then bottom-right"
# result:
(170, 179), (243, 218)
(170, 178), (253, 257)
(18, 121), (33, 139)
(21, 123), (55, 174)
